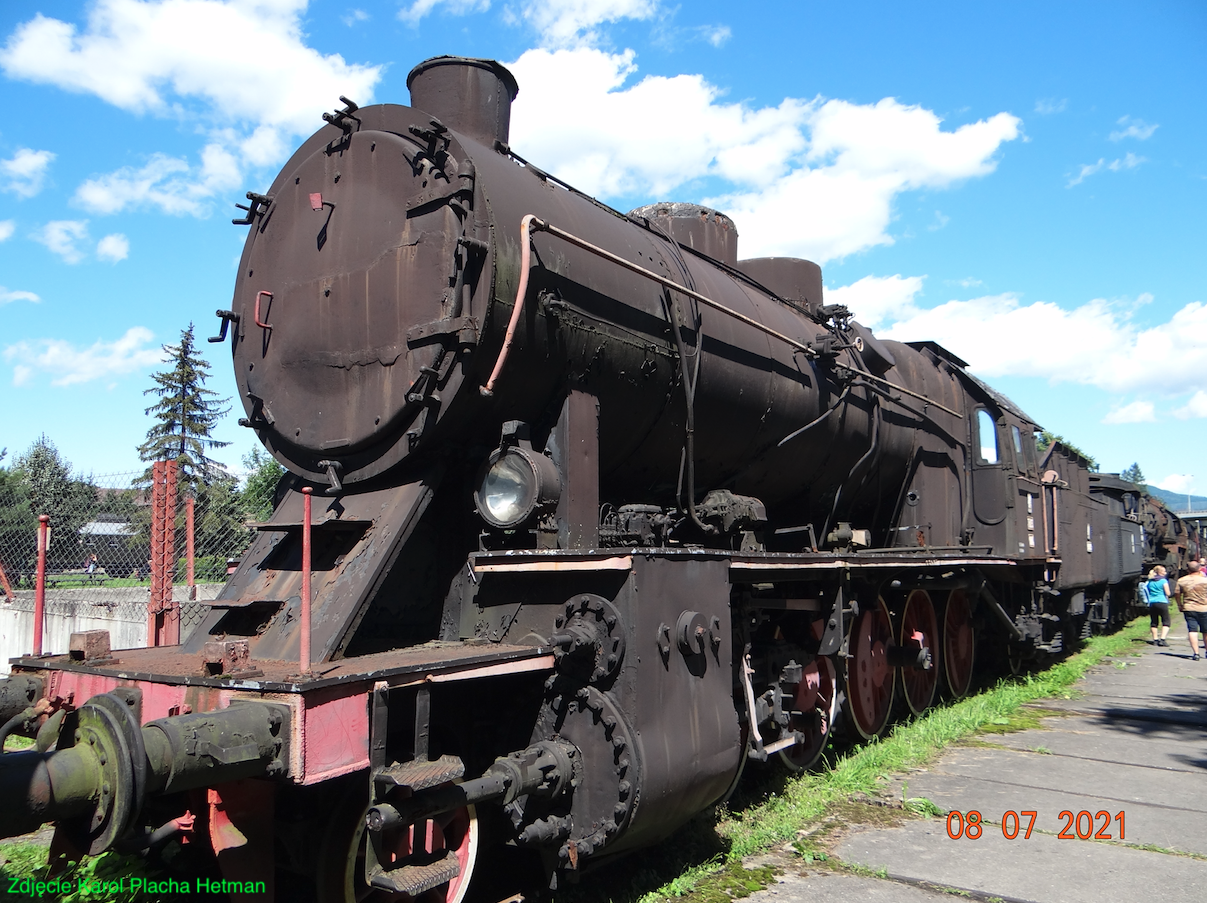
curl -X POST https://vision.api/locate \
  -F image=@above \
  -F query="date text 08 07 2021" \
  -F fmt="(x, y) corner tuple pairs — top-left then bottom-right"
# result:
(945, 810), (1125, 840)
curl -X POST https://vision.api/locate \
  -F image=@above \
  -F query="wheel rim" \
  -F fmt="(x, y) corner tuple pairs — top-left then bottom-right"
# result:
(845, 597), (896, 739)
(779, 625), (837, 771)
(899, 589), (939, 716)
(319, 779), (478, 903)
(943, 589), (975, 698)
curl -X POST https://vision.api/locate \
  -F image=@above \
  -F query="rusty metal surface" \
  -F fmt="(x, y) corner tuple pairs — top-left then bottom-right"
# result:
(11, 640), (553, 694)
(184, 470), (442, 663)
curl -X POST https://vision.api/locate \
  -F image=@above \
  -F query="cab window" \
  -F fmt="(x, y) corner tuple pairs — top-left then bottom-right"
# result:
(1021, 430), (1038, 474)
(977, 409), (999, 464)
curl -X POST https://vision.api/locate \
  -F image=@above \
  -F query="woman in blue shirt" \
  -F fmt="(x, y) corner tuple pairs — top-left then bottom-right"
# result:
(1144, 565), (1171, 646)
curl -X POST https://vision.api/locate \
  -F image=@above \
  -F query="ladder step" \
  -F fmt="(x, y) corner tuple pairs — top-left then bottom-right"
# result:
(370, 851), (460, 895)
(373, 754), (464, 791)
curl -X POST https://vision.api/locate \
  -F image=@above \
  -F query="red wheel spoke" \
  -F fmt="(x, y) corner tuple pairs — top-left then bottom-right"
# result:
(899, 590), (939, 715)
(844, 597), (896, 739)
(943, 590), (975, 698)
(779, 619), (837, 771)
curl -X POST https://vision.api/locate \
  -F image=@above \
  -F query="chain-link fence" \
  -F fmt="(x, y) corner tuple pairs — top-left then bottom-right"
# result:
(0, 467), (277, 668)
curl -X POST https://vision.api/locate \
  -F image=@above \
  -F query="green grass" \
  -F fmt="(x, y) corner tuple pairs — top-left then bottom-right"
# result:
(0, 845), (162, 903)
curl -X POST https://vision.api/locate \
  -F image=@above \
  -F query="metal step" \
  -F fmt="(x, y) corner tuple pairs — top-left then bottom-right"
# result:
(373, 754), (464, 792)
(369, 850), (460, 895)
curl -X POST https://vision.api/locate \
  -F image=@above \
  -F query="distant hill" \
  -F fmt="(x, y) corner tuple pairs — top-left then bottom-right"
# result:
(1145, 485), (1207, 514)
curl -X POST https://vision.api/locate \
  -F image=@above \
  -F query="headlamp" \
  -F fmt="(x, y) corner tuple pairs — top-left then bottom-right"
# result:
(474, 446), (560, 529)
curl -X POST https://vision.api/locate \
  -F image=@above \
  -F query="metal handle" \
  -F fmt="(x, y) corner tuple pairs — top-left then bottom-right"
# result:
(208, 310), (240, 343)
(254, 291), (274, 330)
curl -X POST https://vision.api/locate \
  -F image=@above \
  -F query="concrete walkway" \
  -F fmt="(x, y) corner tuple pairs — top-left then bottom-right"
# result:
(746, 621), (1207, 903)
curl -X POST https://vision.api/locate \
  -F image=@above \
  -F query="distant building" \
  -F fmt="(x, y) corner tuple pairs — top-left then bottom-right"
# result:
(79, 515), (148, 576)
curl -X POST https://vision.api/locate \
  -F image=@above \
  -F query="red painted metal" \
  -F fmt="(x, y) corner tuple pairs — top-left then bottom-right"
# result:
(899, 589), (939, 715)
(253, 290), (273, 329)
(845, 596), (896, 739)
(779, 618), (836, 771)
(148, 461), (164, 642)
(207, 780), (276, 899)
(943, 589), (976, 698)
(300, 684), (371, 783)
(148, 461), (180, 647)
(185, 496), (196, 601)
(33, 514), (49, 656)
(300, 486), (312, 674)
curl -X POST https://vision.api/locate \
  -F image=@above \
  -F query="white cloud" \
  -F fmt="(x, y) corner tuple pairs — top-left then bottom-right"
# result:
(1, 2), (382, 182)
(711, 98), (1019, 261)
(1068, 152), (1145, 187)
(399, 0), (489, 26)
(526, 0), (658, 46)
(0, 220), (14, 242)
(508, 49), (1020, 264)
(1176, 390), (1207, 420)
(75, 143), (241, 217)
(4, 326), (163, 387)
(341, 8), (370, 26)
(825, 274), (925, 330)
(928, 211), (950, 231)
(1103, 401), (1156, 423)
(97, 233), (129, 262)
(701, 25), (731, 47)
(1, 148), (55, 198)
(874, 290), (1207, 396)
(33, 220), (89, 264)
(1156, 473), (1195, 494)
(1035, 98), (1067, 115)
(1110, 116), (1158, 142)
(1, 286), (41, 305)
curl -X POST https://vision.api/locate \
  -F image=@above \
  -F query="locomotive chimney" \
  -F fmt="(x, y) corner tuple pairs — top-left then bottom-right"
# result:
(406, 56), (520, 147)
(629, 203), (739, 267)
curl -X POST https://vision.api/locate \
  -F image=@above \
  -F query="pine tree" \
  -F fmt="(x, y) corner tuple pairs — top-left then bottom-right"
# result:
(138, 324), (231, 493)
(1121, 462), (1148, 492)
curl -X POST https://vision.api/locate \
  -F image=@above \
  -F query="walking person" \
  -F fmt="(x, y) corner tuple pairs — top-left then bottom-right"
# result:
(1143, 565), (1172, 646)
(1174, 561), (1207, 660)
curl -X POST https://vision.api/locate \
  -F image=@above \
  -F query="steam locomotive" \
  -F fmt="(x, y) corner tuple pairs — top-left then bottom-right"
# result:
(0, 56), (1192, 902)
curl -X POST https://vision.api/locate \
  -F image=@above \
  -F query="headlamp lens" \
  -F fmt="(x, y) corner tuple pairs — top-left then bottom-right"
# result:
(480, 452), (538, 527)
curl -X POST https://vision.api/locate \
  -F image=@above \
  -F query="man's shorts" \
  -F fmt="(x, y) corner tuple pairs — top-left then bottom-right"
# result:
(1184, 609), (1207, 635)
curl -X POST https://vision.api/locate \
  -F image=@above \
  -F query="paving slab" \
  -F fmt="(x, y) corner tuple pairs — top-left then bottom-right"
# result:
(989, 716), (1207, 773)
(900, 756), (1207, 855)
(751, 866), (957, 902)
(907, 745), (1207, 811)
(835, 821), (1206, 903)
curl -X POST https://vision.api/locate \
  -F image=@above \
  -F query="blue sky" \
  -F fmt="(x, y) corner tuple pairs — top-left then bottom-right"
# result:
(1, 0), (1204, 495)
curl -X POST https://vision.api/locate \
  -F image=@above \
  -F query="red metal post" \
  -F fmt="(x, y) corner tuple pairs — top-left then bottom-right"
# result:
(300, 486), (312, 674)
(163, 460), (179, 646)
(149, 461), (164, 643)
(148, 460), (180, 646)
(32, 515), (49, 656)
(186, 496), (196, 601)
